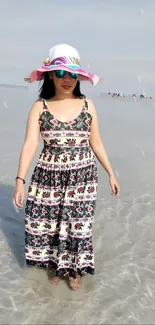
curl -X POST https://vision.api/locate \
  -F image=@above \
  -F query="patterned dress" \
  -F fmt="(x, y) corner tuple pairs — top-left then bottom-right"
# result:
(25, 98), (98, 278)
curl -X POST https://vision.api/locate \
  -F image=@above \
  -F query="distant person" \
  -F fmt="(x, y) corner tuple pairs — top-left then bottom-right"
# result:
(13, 44), (119, 290)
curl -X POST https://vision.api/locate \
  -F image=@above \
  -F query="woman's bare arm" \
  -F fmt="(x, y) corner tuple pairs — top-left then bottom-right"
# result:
(88, 99), (114, 177)
(16, 100), (42, 180)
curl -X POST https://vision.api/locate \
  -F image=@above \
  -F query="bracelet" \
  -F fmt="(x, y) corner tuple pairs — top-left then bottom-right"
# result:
(15, 176), (26, 184)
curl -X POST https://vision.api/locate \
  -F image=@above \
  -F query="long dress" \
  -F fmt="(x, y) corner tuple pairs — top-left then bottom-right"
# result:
(25, 98), (98, 278)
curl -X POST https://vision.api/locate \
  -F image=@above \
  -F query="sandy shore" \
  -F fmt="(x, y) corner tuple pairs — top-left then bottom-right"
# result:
(0, 88), (155, 324)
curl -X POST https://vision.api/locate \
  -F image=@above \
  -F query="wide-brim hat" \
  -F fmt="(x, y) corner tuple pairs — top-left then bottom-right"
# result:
(24, 44), (99, 86)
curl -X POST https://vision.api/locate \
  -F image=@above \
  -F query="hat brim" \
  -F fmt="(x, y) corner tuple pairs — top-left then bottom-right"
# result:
(25, 64), (99, 86)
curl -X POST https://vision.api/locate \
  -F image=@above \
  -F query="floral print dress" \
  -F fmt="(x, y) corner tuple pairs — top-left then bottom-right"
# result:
(25, 98), (98, 278)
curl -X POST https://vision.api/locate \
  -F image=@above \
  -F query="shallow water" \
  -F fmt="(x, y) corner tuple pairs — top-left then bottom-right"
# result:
(0, 88), (155, 324)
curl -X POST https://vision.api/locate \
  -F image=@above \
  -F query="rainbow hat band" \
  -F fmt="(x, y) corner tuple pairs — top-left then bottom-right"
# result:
(24, 44), (99, 86)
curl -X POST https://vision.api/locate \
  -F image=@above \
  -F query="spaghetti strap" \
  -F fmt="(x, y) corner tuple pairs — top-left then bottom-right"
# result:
(84, 97), (88, 111)
(42, 98), (48, 111)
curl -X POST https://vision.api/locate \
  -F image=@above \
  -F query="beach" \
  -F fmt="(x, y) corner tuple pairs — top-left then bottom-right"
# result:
(0, 87), (155, 324)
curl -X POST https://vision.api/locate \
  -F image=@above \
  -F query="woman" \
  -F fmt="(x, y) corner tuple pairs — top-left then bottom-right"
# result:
(13, 44), (119, 290)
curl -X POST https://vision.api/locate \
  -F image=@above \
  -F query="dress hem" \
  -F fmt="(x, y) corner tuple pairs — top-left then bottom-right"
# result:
(26, 259), (95, 279)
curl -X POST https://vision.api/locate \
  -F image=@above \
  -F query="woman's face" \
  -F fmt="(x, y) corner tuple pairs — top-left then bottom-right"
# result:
(49, 71), (78, 96)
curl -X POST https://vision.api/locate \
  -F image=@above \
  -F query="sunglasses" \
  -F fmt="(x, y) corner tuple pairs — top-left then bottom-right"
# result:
(54, 70), (79, 79)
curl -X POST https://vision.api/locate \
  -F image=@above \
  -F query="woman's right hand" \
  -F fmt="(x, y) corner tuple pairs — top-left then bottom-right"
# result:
(13, 181), (25, 209)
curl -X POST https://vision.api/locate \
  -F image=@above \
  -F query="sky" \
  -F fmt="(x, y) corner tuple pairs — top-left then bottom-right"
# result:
(0, 0), (155, 95)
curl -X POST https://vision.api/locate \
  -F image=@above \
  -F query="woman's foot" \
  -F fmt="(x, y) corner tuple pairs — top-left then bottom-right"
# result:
(69, 275), (81, 290)
(50, 271), (61, 285)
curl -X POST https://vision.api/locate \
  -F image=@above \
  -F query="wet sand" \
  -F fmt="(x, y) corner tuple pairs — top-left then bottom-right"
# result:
(0, 88), (155, 324)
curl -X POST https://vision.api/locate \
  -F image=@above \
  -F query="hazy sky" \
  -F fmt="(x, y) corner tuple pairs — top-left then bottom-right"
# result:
(0, 0), (155, 95)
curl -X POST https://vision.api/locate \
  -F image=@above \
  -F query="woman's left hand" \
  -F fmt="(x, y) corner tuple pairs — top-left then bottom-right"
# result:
(109, 175), (120, 196)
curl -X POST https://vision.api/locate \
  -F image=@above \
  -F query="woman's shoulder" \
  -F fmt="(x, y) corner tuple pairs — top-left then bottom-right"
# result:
(85, 97), (96, 115)
(84, 97), (94, 105)
(28, 99), (44, 118)
(34, 98), (44, 106)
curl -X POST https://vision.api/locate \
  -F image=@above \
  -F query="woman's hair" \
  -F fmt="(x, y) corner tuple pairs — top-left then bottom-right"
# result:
(39, 72), (85, 100)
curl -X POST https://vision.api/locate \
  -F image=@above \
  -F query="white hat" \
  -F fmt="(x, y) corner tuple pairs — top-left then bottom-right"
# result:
(25, 43), (99, 86)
